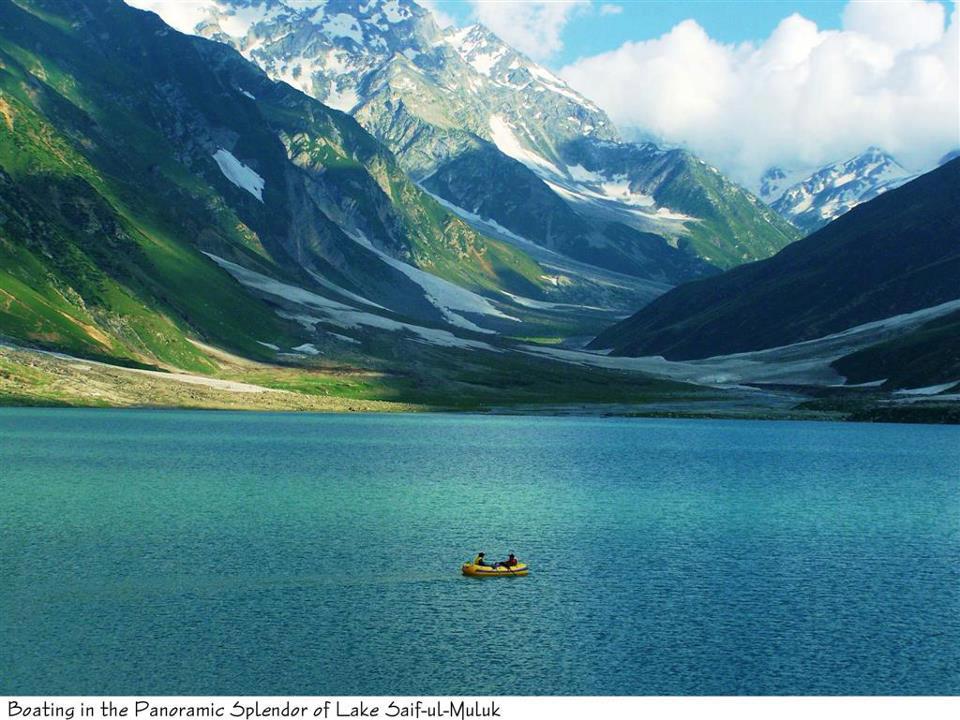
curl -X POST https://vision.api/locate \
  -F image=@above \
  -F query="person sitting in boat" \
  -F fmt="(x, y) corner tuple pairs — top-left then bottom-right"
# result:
(501, 553), (519, 568)
(473, 552), (488, 566)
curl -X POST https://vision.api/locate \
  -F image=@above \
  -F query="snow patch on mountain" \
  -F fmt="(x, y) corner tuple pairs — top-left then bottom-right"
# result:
(292, 343), (321, 355)
(217, 4), (273, 38)
(893, 381), (959, 396)
(566, 164), (600, 183)
(304, 269), (386, 310)
(346, 230), (519, 330)
(325, 85), (360, 112)
(205, 254), (354, 312)
(530, 298), (960, 388)
(489, 115), (562, 176)
(323, 12), (363, 43)
(543, 177), (691, 227)
(204, 253), (501, 351)
(212, 148), (264, 201)
(421, 187), (530, 246)
(381, 0), (411, 24)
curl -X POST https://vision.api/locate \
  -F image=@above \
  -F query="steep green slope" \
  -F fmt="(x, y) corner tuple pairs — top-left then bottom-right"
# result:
(592, 159), (960, 360)
(0, 0), (547, 367)
(0, 10), (291, 368)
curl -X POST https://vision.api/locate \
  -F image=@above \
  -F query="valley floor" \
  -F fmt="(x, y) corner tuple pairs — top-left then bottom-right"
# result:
(0, 344), (422, 413)
(2, 342), (957, 423)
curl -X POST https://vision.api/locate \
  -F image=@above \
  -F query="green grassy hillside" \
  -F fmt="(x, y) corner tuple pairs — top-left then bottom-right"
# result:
(0, 0), (547, 370)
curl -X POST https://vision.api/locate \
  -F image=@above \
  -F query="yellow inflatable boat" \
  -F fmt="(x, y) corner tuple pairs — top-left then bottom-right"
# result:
(461, 562), (529, 577)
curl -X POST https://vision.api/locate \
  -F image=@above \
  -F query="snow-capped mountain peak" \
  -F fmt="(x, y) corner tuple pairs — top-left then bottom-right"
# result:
(441, 23), (600, 112)
(145, 0), (615, 147)
(766, 147), (917, 233)
(444, 24), (507, 77)
(168, 0), (440, 111)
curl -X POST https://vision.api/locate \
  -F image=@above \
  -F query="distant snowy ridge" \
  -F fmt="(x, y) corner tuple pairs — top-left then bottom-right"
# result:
(761, 147), (917, 233)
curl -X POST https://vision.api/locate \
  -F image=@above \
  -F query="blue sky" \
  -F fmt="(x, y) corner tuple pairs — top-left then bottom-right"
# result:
(431, 1), (856, 67)
(562, 1), (853, 65)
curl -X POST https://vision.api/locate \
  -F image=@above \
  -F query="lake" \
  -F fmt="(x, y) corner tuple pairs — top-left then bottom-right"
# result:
(1, 408), (958, 695)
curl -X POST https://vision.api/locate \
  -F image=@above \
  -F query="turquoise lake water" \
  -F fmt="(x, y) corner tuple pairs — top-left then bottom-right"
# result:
(1, 408), (958, 695)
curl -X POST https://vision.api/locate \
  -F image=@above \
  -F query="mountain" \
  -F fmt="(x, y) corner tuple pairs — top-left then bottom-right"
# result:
(590, 159), (960, 386)
(131, 0), (799, 278)
(761, 148), (917, 234)
(0, 0), (575, 369)
(0, 0), (951, 418)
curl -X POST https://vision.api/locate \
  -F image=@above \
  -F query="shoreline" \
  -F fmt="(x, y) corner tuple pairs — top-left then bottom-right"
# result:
(3, 344), (957, 425)
(2, 398), (957, 426)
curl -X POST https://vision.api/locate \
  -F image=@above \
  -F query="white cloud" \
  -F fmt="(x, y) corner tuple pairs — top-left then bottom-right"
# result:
(843, 0), (946, 51)
(560, 0), (960, 182)
(468, 0), (589, 60)
(599, 3), (623, 16)
(418, 0), (457, 29)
